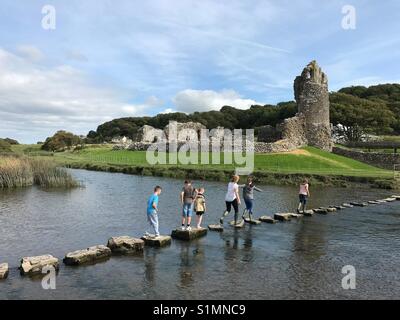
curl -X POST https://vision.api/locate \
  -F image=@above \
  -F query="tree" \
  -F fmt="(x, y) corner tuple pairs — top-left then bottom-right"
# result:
(330, 92), (395, 141)
(42, 131), (82, 152)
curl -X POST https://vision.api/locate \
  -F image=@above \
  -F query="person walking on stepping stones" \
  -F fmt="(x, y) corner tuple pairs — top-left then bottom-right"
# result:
(146, 186), (162, 238)
(194, 187), (206, 228)
(220, 175), (241, 226)
(181, 180), (197, 231)
(240, 176), (262, 221)
(297, 179), (310, 213)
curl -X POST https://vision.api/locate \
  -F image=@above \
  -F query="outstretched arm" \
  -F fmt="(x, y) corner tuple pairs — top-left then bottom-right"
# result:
(254, 186), (263, 192)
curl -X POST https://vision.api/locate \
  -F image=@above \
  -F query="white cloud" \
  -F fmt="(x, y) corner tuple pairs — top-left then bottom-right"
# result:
(16, 45), (44, 62)
(173, 89), (262, 113)
(0, 48), (156, 142)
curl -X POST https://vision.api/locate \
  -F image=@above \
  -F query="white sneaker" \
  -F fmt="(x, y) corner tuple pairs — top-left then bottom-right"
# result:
(181, 226), (186, 231)
(186, 226), (192, 231)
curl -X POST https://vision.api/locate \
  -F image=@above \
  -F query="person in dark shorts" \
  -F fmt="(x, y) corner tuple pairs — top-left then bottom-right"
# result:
(297, 178), (310, 213)
(194, 188), (206, 228)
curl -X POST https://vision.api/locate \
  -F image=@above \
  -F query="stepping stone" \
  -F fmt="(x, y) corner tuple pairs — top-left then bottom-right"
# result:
(391, 195), (400, 200)
(274, 213), (292, 221)
(350, 202), (368, 207)
(290, 213), (303, 218)
(208, 224), (224, 232)
(303, 210), (314, 216)
(368, 200), (380, 205)
(0, 263), (9, 280)
(141, 235), (172, 247)
(171, 227), (207, 240)
(259, 216), (278, 223)
(107, 236), (144, 254)
(326, 207), (337, 212)
(244, 218), (262, 225)
(313, 208), (328, 214)
(376, 200), (387, 203)
(384, 197), (396, 202)
(20, 255), (59, 276)
(63, 245), (111, 266)
(331, 206), (345, 210)
(229, 220), (245, 228)
(342, 203), (354, 208)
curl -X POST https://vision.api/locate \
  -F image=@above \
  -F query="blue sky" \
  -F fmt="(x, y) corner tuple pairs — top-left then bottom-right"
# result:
(0, 0), (399, 143)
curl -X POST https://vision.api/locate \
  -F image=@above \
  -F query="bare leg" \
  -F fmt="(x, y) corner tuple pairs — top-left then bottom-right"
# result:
(197, 215), (203, 228)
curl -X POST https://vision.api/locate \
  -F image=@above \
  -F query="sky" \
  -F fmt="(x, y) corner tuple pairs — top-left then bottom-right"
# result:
(0, 0), (399, 143)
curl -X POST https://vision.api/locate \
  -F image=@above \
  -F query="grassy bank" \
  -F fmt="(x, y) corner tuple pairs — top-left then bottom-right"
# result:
(0, 156), (79, 189)
(10, 144), (398, 189)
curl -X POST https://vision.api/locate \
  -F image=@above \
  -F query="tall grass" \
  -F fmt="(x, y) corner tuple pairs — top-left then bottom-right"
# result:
(0, 156), (79, 189)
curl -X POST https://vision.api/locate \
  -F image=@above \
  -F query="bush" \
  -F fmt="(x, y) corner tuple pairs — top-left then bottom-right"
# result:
(42, 130), (82, 152)
(3, 138), (19, 145)
(0, 139), (12, 153)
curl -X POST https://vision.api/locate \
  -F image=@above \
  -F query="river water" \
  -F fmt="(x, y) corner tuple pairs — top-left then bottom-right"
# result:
(0, 169), (399, 299)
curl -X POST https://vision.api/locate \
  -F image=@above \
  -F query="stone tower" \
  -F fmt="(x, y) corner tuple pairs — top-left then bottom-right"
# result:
(293, 60), (332, 151)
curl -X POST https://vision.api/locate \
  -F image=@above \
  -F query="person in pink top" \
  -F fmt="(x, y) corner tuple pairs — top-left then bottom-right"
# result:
(297, 178), (310, 213)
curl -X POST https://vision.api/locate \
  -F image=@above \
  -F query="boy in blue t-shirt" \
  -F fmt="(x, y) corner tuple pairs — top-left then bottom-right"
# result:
(146, 186), (162, 237)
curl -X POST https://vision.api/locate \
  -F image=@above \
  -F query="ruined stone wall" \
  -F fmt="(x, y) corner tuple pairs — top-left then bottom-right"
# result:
(264, 60), (333, 152)
(332, 147), (400, 170)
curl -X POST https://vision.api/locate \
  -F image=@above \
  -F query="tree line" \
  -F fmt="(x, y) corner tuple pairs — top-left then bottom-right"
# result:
(86, 84), (400, 143)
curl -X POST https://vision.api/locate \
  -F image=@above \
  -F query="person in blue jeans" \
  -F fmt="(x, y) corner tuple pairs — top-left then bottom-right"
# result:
(180, 180), (196, 231)
(240, 176), (262, 221)
(146, 186), (162, 238)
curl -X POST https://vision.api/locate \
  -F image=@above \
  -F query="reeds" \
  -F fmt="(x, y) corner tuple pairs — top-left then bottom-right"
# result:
(0, 156), (79, 189)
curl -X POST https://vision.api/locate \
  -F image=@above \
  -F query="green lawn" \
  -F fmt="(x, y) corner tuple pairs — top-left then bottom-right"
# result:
(29, 145), (392, 178)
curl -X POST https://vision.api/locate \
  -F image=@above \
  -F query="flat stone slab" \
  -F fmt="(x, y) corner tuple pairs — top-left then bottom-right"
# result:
(290, 213), (303, 218)
(368, 200), (380, 205)
(350, 202), (368, 207)
(303, 210), (314, 216)
(0, 263), (9, 279)
(376, 199), (387, 203)
(141, 235), (172, 247)
(259, 215), (278, 223)
(274, 213), (292, 221)
(20, 255), (59, 275)
(326, 207), (337, 212)
(229, 220), (245, 228)
(63, 245), (111, 266)
(391, 195), (400, 200)
(313, 208), (328, 214)
(244, 218), (262, 225)
(342, 203), (354, 208)
(384, 197), (396, 202)
(208, 224), (224, 232)
(171, 228), (207, 240)
(331, 206), (345, 210)
(107, 236), (144, 254)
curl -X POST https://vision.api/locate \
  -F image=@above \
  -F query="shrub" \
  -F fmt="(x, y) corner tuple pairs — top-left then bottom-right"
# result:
(42, 131), (82, 152)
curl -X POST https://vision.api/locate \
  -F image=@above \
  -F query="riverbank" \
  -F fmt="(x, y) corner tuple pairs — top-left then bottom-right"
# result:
(9, 144), (398, 189)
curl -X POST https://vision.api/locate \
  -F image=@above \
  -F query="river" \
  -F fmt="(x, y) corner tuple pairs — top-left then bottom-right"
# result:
(0, 169), (399, 299)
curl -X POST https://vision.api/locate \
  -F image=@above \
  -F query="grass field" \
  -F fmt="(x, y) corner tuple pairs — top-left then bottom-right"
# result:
(8, 144), (397, 188)
(13, 145), (391, 177)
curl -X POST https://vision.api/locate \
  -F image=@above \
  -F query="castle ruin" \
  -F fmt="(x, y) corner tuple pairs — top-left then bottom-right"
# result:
(114, 61), (332, 153)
